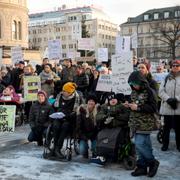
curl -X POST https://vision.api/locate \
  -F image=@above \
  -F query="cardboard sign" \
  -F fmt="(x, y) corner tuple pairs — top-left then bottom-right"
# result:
(96, 74), (112, 92)
(48, 40), (62, 60)
(98, 48), (108, 62)
(111, 52), (133, 95)
(78, 38), (95, 51)
(115, 36), (131, 54)
(24, 76), (41, 101)
(11, 46), (23, 64)
(0, 105), (16, 132)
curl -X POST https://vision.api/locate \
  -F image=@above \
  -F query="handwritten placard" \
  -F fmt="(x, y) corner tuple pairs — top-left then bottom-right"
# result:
(0, 105), (16, 132)
(115, 36), (131, 54)
(48, 40), (62, 60)
(78, 38), (95, 51)
(111, 52), (133, 94)
(96, 74), (112, 92)
(98, 48), (108, 62)
(11, 46), (23, 64)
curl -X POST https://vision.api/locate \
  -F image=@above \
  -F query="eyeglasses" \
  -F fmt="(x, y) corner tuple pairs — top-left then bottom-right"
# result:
(172, 64), (180, 67)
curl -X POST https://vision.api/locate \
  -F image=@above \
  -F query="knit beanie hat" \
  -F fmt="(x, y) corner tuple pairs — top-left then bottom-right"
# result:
(62, 82), (77, 94)
(86, 94), (98, 104)
(37, 90), (47, 98)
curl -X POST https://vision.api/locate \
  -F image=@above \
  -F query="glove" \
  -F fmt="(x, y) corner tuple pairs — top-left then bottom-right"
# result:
(104, 117), (114, 124)
(167, 98), (177, 110)
(45, 79), (53, 84)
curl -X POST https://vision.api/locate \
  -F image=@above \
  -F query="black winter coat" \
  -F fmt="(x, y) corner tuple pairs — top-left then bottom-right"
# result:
(29, 101), (54, 128)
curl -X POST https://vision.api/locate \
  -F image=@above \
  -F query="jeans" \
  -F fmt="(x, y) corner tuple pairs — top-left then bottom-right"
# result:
(79, 139), (96, 156)
(134, 133), (154, 167)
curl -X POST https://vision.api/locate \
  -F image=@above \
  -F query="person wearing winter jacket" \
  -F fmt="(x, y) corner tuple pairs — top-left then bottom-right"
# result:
(126, 71), (159, 178)
(159, 60), (180, 151)
(28, 90), (54, 146)
(76, 95), (99, 158)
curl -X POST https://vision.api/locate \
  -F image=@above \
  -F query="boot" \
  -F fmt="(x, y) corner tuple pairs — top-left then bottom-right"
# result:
(54, 147), (65, 159)
(161, 145), (168, 151)
(131, 167), (147, 177)
(148, 159), (160, 177)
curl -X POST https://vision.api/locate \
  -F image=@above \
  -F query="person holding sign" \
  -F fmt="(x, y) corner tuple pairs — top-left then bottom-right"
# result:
(28, 90), (54, 146)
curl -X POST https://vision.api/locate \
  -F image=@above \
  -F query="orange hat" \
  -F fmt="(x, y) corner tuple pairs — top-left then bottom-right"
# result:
(62, 82), (77, 94)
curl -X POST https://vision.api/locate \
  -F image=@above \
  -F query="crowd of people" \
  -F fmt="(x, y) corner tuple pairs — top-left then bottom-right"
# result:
(0, 57), (179, 178)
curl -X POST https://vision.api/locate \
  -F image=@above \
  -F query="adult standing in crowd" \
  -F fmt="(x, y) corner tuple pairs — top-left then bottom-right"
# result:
(36, 57), (50, 75)
(40, 64), (60, 98)
(10, 61), (25, 93)
(159, 60), (180, 151)
(126, 71), (159, 177)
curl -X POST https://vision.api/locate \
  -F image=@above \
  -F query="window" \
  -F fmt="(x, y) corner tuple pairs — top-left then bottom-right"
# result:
(144, 14), (149, 21)
(164, 12), (170, 18)
(12, 20), (17, 40)
(69, 44), (73, 49)
(129, 28), (132, 34)
(154, 13), (159, 20)
(175, 10), (180, 17)
(18, 21), (22, 40)
(62, 44), (66, 49)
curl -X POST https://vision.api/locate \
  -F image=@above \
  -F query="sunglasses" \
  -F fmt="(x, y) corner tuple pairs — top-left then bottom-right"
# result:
(172, 64), (180, 67)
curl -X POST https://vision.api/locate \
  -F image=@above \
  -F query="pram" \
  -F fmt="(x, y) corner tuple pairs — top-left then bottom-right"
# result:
(0, 99), (25, 126)
(43, 113), (79, 161)
(94, 126), (136, 170)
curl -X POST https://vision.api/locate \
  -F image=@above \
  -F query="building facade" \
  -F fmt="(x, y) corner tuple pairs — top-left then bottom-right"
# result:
(120, 6), (180, 62)
(0, 0), (28, 59)
(28, 5), (118, 60)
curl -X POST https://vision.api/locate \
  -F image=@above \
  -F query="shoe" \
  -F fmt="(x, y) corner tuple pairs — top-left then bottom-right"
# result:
(148, 159), (160, 177)
(131, 167), (147, 176)
(161, 146), (168, 151)
(54, 148), (65, 159)
(90, 156), (106, 166)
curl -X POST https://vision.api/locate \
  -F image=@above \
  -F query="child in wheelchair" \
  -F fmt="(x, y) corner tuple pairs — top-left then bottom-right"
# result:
(90, 92), (135, 169)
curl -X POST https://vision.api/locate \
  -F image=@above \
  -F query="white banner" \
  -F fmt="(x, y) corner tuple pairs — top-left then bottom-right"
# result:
(78, 38), (95, 51)
(11, 46), (23, 64)
(96, 74), (112, 92)
(131, 33), (138, 49)
(48, 40), (62, 60)
(111, 52), (133, 95)
(98, 48), (108, 62)
(115, 36), (131, 54)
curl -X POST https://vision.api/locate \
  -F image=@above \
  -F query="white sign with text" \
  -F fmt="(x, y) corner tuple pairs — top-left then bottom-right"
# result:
(115, 36), (131, 54)
(98, 48), (108, 62)
(111, 52), (133, 94)
(78, 38), (95, 51)
(96, 74), (112, 92)
(11, 46), (23, 64)
(48, 40), (62, 60)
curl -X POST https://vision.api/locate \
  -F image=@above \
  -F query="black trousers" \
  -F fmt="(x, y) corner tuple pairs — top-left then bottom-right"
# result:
(53, 120), (70, 149)
(163, 115), (180, 148)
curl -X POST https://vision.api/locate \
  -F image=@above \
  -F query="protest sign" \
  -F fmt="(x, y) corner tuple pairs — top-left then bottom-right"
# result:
(78, 38), (95, 51)
(111, 52), (133, 95)
(11, 46), (23, 64)
(67, 52), (80, 60)
(0, 105), (16, 132)
(115, 36), (131, 54)
(48, 40), (62, 59)
(96, 74), (112, 92)
(131, 33), (138, 49)
(97, 48), (108, 62)
(24, 76), (41, 101)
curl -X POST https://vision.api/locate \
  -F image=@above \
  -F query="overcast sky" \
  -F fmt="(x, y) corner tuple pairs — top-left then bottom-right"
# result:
(28, 0), (180, 24)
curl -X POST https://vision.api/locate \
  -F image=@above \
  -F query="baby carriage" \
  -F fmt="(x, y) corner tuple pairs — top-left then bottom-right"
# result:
(94, 126), (136, 170)
(43, 112), (79, 161)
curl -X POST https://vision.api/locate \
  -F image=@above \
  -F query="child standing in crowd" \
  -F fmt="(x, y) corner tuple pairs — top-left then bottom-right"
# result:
(126, 71), (159, 177)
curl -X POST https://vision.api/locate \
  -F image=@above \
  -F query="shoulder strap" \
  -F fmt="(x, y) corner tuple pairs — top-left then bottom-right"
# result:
(163, 74), (170, 87)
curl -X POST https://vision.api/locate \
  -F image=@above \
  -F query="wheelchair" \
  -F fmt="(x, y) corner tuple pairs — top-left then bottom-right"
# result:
(43, 121), (79, 161)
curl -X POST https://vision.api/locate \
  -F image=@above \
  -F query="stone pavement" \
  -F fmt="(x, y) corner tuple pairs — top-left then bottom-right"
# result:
(0, 125), (29, 151)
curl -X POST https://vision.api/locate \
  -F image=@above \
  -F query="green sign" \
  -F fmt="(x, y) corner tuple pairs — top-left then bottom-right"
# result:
(24, 76), (41, 101)
(0, 105), (16, 132)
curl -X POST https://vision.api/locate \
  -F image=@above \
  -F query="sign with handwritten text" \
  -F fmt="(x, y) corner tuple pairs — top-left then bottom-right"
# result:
(115, 36), (131, 54)
(111, 52), (133, 94)
(96, 74), (112, 92)
(0, 105), (16, 132)
(48, 40), (62, 60)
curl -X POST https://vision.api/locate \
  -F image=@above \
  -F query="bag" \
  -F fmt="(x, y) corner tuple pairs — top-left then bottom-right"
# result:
(96, 127), (122, 159)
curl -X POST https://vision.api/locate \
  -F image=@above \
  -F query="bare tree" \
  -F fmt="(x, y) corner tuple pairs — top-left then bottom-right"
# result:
(150, 10), (180, 60)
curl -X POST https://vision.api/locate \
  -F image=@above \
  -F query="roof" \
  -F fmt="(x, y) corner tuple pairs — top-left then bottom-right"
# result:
(121, 6), (180, 25)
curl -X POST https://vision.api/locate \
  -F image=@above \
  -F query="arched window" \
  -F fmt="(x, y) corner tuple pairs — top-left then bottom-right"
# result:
(18, 21), (22, 40)
(12, 20), (17, 40)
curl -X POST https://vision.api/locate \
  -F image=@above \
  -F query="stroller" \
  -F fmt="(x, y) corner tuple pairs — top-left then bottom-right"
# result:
(94, 126), (136, 170)
(43, 112), (79, 161)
